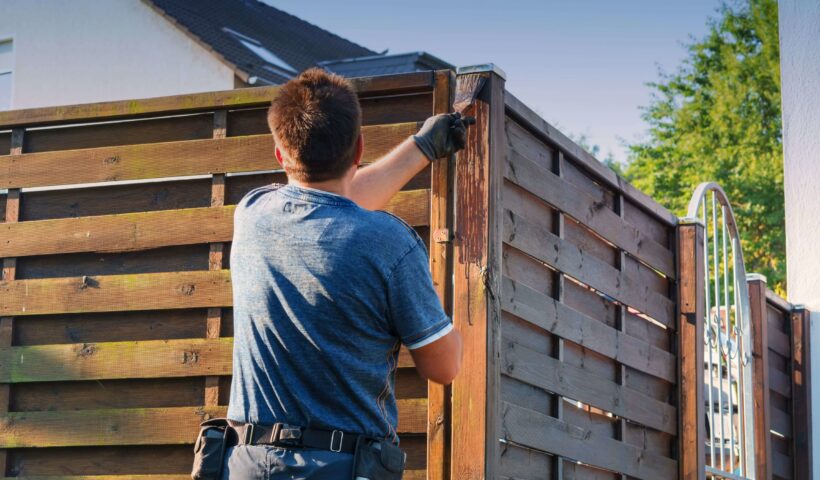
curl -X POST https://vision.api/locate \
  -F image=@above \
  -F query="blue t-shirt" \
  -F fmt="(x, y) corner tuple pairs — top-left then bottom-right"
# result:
(227, 184), (451, 440)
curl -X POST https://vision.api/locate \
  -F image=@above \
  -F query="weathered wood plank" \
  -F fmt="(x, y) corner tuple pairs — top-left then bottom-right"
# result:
(451, 69), (505, 480)
(0, 72), (434, 129)
(768, 318), (792, 358)
(0, 189), (430, 258)
(0, 399), (427, 447)
(503, 209), (675, 326)
(505, 134), (674, 278)
(501, 340), (676, 434)
(503, 93), (677, 226)
(426, 69), (452, 480)
(0, 123), (418, 189)
(501, 276), (675, 383)
(0, 270), (233, 316)
(0, 337), (233, 383)
(501, 402), (677, 478)
(0, 337), (415, 383)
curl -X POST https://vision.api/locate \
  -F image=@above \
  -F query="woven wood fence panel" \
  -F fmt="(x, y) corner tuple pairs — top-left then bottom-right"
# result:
(0, 71), (451, 480)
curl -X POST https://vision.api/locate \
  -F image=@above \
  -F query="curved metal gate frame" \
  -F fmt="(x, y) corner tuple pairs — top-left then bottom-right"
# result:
(686, 182), (756, 479)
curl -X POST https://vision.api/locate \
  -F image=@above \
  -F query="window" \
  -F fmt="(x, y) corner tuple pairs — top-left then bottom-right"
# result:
(0, 39), (12, 111)
(221, 27), (296, 78)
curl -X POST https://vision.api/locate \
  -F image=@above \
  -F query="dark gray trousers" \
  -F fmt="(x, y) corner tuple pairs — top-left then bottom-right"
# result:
(220, 444), (353, 479)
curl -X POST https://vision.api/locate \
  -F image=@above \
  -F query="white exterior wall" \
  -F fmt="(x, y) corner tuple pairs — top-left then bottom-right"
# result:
(0, 0), (235, 110)
(779, 0), (820, 471)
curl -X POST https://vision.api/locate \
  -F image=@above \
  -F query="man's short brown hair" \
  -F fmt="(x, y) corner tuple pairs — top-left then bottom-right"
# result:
(268, 68), (362, 182)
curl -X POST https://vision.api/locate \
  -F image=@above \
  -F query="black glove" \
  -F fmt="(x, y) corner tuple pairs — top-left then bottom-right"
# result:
(412, 112), (476, 161)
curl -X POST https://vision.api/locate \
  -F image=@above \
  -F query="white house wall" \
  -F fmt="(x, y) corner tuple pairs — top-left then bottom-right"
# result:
(779, 0), (820, 472)
(0, 0), (235, 110)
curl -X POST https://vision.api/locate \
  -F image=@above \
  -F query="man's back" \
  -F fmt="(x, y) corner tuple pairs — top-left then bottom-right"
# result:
(227, 183), (450, 440)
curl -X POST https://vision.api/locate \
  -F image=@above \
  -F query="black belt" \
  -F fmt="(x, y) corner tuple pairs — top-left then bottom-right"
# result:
(230, 422), (359, 454)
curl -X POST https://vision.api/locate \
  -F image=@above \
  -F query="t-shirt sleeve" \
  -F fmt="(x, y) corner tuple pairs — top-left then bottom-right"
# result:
(386, 241), (452, 350)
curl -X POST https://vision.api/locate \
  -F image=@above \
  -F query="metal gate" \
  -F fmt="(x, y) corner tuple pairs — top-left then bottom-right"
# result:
(687, 182), (756, 479)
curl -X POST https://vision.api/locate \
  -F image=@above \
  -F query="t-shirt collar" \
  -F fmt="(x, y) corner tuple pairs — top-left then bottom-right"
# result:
(278, 183), (358, 207)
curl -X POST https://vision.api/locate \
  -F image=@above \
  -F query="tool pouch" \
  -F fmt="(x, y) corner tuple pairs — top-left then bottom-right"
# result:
(191, 418), (229, 480)
(353, 436), (406, 480)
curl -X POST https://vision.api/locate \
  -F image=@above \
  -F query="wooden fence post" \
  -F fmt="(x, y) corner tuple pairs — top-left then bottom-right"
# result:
(791, 305), (812, 480)
(450, 64), (505, 480)
(748, 273), (772, 480)
(677, 218), (706, 480)
(427, 69), (455, 480)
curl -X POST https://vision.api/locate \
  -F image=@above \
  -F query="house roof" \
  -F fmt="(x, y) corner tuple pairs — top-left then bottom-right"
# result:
(143, 0), (378, 84)
(320, 52), (453, 78)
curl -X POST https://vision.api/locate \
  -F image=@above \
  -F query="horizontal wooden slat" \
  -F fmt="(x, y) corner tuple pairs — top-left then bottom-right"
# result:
(503, 93), (677, 226)
(765, 290), (793, 314)
(504, 149), (675, 278)
(502, 402), (677, 478)
(0, 399), (427, 447)
(0, 72), (435, 129)
(770, 406), (792, 437)
(772, 450), (793, 479)
(501, 276), (675, 383)
(502, 341), (676, 434)
(769, 364), (792, 398)
(0, 270), (232, 316)
(0, 337), (415, 383)
(0, 337), (231, 383)
(0, 123), (417, 189)
(0, 188), (430, 257)
(767, 320), (791, 357)
(503, 209), (675, 326)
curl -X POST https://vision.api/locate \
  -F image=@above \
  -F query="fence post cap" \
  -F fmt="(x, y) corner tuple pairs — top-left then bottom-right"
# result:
(678, 216), (705, 227)
(746, 273), (768, 283)
(793, 304), (808, 311)
(457, 64), (507, 80)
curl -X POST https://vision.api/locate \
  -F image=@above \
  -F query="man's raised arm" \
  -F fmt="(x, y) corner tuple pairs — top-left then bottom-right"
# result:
(349, 113), (473, 210)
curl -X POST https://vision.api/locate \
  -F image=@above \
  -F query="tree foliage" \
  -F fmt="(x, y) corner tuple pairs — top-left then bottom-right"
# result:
(624, 0), (785, 293)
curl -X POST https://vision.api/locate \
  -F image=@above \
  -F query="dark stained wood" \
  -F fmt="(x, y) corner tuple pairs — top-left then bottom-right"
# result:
(0, 123), (417, 189)
(6, 445), (193, 476)
(10, 377), (205, 411)
(677, 221), (706, 479)
(23, 113), (214, 153)
(450, 68), (505, 480)
(12, 310), (207, 346)
(0, 270), (233, 316)
(791, 307), (812, 480)
(501, 340), (676, 434)
(503, 92), (677, 227)
(504, 123), (675, 278)
(503, 208), (675, 326)
(0, 71), (435, 129)
(501, 402), (677, 478)
(501, 275), (675, 383)
(749, 276), (772, 480)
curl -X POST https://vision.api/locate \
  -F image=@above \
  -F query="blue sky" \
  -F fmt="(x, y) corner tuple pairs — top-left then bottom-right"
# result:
(267, 0), (722, 164)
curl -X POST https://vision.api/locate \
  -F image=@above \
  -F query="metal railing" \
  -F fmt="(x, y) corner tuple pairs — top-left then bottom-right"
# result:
(686, 183), (756, 479)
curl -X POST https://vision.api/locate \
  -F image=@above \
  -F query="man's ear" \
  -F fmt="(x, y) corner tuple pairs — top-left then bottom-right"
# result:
(352, 134), (364, 167)
(275, 146), (288, 174)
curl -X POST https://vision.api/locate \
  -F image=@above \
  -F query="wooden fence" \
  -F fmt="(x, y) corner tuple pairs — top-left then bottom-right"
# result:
(0, 66), (812, 479)
(0, 71), (452, 479)
(748, 276), (812, 480)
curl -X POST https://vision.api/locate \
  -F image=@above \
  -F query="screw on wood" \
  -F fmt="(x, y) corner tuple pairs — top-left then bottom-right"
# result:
(433, 228), (451, 244)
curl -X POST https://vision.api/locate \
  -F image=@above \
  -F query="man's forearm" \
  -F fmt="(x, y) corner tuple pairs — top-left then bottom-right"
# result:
(349, 137), (430, 211)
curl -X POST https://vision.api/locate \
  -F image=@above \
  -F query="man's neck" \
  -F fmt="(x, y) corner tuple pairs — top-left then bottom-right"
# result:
(288, 178), (351, 199)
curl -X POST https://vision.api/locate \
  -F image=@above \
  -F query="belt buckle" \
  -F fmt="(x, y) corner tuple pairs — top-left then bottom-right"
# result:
(329, 430), (344, 453)
(275, 423), (302, 446)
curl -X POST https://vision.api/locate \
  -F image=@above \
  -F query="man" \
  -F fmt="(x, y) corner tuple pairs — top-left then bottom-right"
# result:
(222, 68), (467, 478)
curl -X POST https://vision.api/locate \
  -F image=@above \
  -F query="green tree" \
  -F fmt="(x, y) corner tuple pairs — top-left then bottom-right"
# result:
(624, 0), (785, 293)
